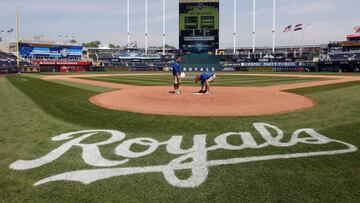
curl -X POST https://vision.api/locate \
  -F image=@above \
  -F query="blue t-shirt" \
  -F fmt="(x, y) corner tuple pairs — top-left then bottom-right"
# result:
(200, 72), (214, 84)
(172, 61), (181, 76)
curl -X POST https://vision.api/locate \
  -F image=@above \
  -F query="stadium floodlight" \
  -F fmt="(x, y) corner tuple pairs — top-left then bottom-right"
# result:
(233, 0), (237, 54)
(162, 0), (166, 55)
(145, 0), (148, 54)
(16, 6), (20, 69)
(252, 0), (256, 53)
(272, 0), (276, 53)
(127, 0), (130, 45)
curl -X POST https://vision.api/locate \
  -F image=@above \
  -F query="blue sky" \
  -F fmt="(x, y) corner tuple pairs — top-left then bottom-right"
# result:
(0, 0), (359, 48)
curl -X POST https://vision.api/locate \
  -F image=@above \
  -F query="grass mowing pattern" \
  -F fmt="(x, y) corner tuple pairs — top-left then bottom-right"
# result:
(37, 71), (360, 76)
(37, 71), (135, 75)
(49, 79), (115, 92)
(286, 81), (360, 94)
(1, 75), (360, 202)
(80, 74), (326, 87)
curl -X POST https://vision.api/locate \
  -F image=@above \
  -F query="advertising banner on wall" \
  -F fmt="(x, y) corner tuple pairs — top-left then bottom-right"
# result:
(179, 0), (219, 53)
(19, 43), (82, 58)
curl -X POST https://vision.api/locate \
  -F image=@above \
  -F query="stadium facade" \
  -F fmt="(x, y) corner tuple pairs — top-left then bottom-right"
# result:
(8, 41), (91, 72)
(1, 1), (360, 74)
(1, 36), (360, 74)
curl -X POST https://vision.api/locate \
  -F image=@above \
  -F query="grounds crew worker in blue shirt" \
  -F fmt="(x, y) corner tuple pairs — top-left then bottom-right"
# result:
(195, 71), (216, 94)
(172, 57), (182, 94)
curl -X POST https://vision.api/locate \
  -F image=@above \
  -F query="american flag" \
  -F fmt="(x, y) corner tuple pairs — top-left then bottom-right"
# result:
(355, 26), (360, 33)
(294, 23), (303, 32)
(283, 25), (292, 33)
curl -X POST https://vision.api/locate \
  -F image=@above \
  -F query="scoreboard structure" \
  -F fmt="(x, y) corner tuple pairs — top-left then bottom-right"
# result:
(179, 0), (219, 53)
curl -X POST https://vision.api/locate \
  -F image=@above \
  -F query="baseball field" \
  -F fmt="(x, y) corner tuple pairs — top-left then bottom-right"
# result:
(1, 72), (360, 202)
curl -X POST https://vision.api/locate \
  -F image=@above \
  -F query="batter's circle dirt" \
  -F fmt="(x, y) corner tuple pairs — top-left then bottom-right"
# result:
(43, 73), (360, 117)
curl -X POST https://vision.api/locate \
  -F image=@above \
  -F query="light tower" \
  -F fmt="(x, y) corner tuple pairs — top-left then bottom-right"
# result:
(233, 0), (237, 54)
(16, 6), (20, 71)
(145, 0), (148, 54)
(127, 0), (130, 45)
(162, 0), (166, 55)
(272, 0), (276, 53)
(252, 0), (256, 53)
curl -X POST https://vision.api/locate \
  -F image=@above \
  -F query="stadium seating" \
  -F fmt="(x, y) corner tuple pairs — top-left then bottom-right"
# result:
(353, 54), (360, 60)
(328, 53), (353, 61)
(0, 51), (37, 73)
(97, 52), (113, 59)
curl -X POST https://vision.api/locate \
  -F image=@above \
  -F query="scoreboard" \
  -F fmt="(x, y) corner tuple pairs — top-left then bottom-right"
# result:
(179, 0), (219, 53)
(18, 43), (82, 58)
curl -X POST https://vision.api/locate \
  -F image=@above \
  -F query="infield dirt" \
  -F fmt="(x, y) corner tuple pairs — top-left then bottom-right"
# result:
(42, 73), (360, 116)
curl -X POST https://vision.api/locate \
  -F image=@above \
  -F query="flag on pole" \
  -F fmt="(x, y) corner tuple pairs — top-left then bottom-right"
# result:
(355, 26), (360, 33)
(283, 25), (292, 33)
(7, 29), (14, 33)
(294, 24), (303, 31)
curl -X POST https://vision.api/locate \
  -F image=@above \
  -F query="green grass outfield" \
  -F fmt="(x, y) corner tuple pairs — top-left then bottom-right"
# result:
(79, 74), (327, 87)
(34, 71), (360, 76)
(0, 74), (360, 202)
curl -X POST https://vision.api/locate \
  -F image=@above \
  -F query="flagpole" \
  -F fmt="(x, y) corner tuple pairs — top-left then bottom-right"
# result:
(233, 0), (237, 54)
(301, 28), (304, 58)
(291, 31), (294, 55)
(1, 31), (5, 50)
(313, 24), (315, 49)
(272, 0), (276, 53)
(16, 6), (20, 71)
(145, 0), (148, 54)
(127, 0), (130, 46)
(162, 0), (166, 55)
(252, 0), (256, 53)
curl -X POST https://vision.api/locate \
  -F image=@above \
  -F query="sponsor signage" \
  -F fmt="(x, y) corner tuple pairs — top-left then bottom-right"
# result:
(184, 36), (215, 41)
(19, 43), (82, 58)
(299, 62), (317, 67)
(222, 62), (317, 68)
(32, 61), (91, 66)
(10, 123), (357, 188)
(222, 62), (299, 67)
(248, 67), (274, 72)
(240, 62), (298, 67)
(21, 67), (40, 73)
(182, 67), (216, 72)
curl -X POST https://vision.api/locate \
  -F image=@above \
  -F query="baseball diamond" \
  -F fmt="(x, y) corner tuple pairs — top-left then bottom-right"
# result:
(1, 72), (360, 202)
(43, 73), (360, 116)
(1, 0), (360, 202)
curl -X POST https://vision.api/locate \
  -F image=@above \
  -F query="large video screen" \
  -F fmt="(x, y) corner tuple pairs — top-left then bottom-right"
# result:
(19, 43), (82, 58)
(179, 0), (219, 53)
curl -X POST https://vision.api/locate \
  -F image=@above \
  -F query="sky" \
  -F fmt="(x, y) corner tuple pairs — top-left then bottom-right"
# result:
(0, 0), (359, 49)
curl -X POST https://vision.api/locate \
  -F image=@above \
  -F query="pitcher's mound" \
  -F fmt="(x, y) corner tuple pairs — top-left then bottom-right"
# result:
(90, 86), (315, 117)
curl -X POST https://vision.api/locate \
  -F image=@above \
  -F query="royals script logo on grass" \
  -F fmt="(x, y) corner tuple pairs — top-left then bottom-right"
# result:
(10, 123), (357, 188)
